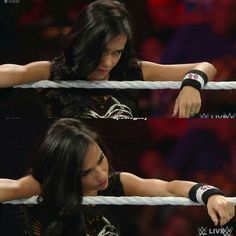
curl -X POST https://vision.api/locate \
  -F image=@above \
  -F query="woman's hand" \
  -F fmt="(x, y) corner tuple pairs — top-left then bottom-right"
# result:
(207, 195), (235, 226)
(173, 86), (201, 118)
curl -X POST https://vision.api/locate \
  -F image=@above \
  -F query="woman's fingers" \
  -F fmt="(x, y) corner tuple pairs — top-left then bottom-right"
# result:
(173, 86), (201, 118)
(207, 196), (235, 226)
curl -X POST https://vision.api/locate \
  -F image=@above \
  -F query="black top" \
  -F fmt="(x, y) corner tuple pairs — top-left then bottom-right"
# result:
(41, 88), (141, 119)
(84, 173), (124, 236)
(20, 173), (125, 236)
(0, 65), (143, 119)
(41, 65), (144, 119)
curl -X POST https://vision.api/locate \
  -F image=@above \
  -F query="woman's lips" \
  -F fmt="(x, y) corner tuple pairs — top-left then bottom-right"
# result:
(97, 179), (108, 187)
(97, 69), (109, 75)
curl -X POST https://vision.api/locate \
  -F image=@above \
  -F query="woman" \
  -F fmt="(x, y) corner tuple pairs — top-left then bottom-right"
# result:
(0, 118), (234, 236)
(0, 0), (216, 118)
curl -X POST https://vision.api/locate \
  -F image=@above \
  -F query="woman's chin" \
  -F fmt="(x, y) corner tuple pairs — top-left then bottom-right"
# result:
(88, 72), (109, 81)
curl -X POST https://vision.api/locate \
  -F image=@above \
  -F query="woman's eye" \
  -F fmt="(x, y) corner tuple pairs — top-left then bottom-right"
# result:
(81, 170), (90, 177)
(113, 51), (122, 56)
(98, 155), (105, 164)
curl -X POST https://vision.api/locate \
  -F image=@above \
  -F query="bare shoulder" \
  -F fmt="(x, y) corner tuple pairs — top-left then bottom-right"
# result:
(120, 172), (140, 183)
(141, 61), (161, 73)
(17, 175), (41, 195)
(23, 61), (52, 83)
(141, 60), (161, 68)
(25, 60), (52, 68)
(25, 61), (52, 80)
(120, 172), (143, 194)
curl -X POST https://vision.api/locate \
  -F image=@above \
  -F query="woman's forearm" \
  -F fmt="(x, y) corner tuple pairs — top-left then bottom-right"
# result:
(0, 176), (41, 202)
(0, 179), (22, 202)
(166, 180), (197, 197)
(142, 61), (217, 82)
(0, 64), (25, 87)
(0, 61), (51, 88)
(121, 172), (196, 197)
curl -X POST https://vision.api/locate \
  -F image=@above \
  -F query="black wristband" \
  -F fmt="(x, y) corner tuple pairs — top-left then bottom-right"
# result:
(181, 69), (209, 92)
(188, 183), (225, 204)
(180, 79), (202, 92)
(188, 70), (208, 85)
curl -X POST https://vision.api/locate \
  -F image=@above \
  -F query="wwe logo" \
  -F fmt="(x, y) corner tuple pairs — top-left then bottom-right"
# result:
(199, 113), (210, 118)
(199, 113), (236, 119)
(222, 226), (233, 236)
(197, 227), (207, 236)
(197, 226), (234, 236)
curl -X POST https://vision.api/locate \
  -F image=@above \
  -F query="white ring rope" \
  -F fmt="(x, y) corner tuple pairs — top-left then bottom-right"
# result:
(14, 80), (236, 90)
(4, 196), (236, 206)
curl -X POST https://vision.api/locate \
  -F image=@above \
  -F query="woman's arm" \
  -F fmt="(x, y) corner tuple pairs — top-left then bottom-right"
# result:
(120, 172), (234, 226)
(141, 61), (217, 118)
(120, 172), (194, 197)
(0, 61), (51, 88)
(0, 175), (41, 202)
(141, 61), (217, 82)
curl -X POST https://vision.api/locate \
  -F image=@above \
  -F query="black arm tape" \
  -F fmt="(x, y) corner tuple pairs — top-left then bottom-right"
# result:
(180, 79), (202, 92)
(188, 69), (208, 85)
(188, 183), (204, 202)
(180, 69), (209, 91)
(188, 183), (225, 204)
(202, 188), (225, 205)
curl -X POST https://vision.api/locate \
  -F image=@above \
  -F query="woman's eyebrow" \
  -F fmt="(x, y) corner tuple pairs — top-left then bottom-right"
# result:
(82, 152), (104, 172)
(105, 47), (124, 52)
(116, 48), (124, 52)
(97, 152), (104, 163)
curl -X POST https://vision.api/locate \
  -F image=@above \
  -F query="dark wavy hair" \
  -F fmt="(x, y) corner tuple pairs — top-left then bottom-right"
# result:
(51, 0), (139, 81)
(28, 118), (112, 236)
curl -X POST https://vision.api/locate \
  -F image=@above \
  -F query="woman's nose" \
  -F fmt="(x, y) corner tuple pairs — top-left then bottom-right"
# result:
(101, 54), (112, 69)
(95, 167), (106, 180)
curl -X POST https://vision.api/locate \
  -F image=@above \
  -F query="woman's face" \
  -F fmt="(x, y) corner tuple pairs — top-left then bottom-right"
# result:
(81, 142), (109, 196)
(87, 33), (127, 81)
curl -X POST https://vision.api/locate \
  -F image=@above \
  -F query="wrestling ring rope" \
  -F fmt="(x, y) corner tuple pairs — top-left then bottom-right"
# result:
(4, 196), (236, 206)
(14, 80), (236, 90)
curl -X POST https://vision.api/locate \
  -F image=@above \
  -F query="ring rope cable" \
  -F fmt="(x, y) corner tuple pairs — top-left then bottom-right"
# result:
(13, 80), (236, 90)
(4, 196), (236, 206)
